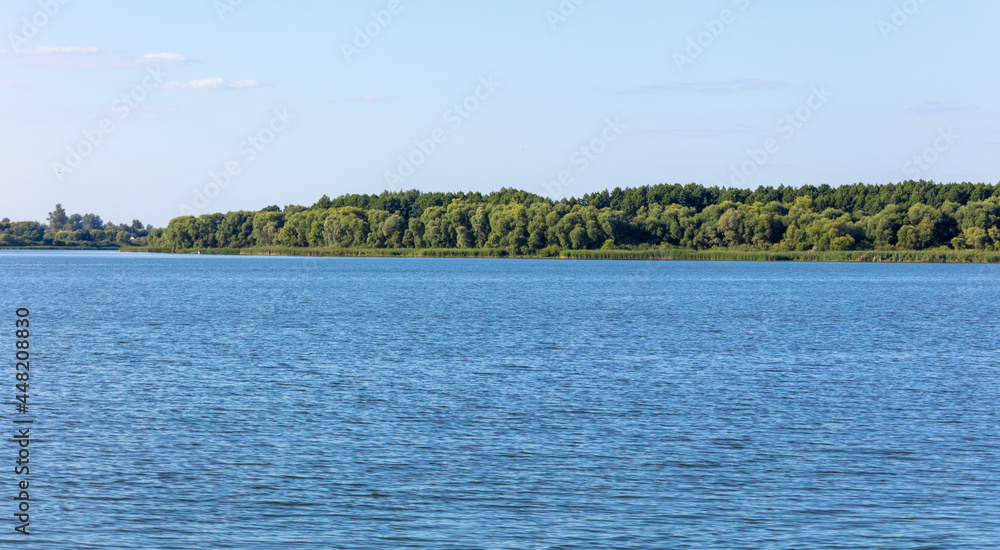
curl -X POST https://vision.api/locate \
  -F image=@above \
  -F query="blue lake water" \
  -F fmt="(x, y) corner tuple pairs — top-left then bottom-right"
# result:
(1, 251), (998, 549)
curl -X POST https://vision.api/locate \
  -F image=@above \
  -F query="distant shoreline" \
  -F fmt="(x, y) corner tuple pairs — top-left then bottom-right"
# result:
(6, 245), (1000, 263)
(110, 246), (1000, 264)
(0, 246), (119, 251)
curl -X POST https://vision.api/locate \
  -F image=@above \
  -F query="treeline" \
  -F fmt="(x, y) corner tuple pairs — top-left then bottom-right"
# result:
(0, 204), (152, 247)
(155, 181), (1000, 254)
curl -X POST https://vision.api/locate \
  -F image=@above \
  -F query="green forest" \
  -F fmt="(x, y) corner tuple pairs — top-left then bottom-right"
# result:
(5, 181), (1000, 259)
(151, 181), (1000, 256)
(0, 204), (151, 248)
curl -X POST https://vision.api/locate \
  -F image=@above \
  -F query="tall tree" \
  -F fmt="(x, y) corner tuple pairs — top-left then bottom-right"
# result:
(47, 204), (68, 231)
(81, 213), (104, 231)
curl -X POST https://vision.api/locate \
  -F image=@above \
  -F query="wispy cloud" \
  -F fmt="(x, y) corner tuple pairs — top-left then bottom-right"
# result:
(906, 100), (978, 115)
(0, 47), (190, 67)
(348, 95), (395, 102)
(163, 78), (266, 90)
(620, 79), (788, 94)
(143, 53), (189, 63)
(0, 79), (22, 88)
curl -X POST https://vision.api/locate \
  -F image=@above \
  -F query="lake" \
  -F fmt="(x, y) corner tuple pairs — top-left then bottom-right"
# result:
(1, 251), (998, 549)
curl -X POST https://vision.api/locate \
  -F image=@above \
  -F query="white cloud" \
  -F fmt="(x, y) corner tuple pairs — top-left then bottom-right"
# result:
(164, 78), (266, 90)
(143, 53), (190, 63)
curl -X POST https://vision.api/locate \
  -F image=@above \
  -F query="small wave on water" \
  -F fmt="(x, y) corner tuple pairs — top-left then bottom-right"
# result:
(2, 255), (999, 549)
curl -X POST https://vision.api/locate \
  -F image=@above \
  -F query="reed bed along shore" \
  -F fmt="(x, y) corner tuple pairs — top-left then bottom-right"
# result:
(118, 246), (1000, 263)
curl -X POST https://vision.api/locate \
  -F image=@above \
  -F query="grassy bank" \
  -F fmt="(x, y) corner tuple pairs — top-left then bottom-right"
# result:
(563, 248), (1000, 263)
(118, 246), (1000, 263)
(1, 245), (120, 251)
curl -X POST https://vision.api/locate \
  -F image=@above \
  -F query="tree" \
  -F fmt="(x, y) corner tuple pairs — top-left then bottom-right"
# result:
(93, 181), (1000, 254)
(164, 217), (197, 249)
(471, 207), (491, 247)
(47, 204), (68, 231)
(897, 225), (919, 250)
(421, 206), (453, 248)
(216, 211), (255, 248)
(380, 214), (406, 248)
(7, 222), (44, 243)
(407, 218), (425, 248)
(81, 213), (103, 231)
(67, 214), (83, 231)
(252, 212), (285, 247)
(313, 195), (332, 210)
(717, 208), (745, 247)
(569, 227), (588, 249)
(831, 235), (856, 251)
(322, 208), (369, 247)
(964, 227), (988, 250)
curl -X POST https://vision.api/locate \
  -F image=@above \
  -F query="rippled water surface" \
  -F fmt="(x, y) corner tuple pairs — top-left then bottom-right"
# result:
(1, 251), (998, 549)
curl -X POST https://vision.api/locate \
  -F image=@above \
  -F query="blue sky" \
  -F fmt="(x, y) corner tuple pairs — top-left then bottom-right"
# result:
(1, 0), (998, 226)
